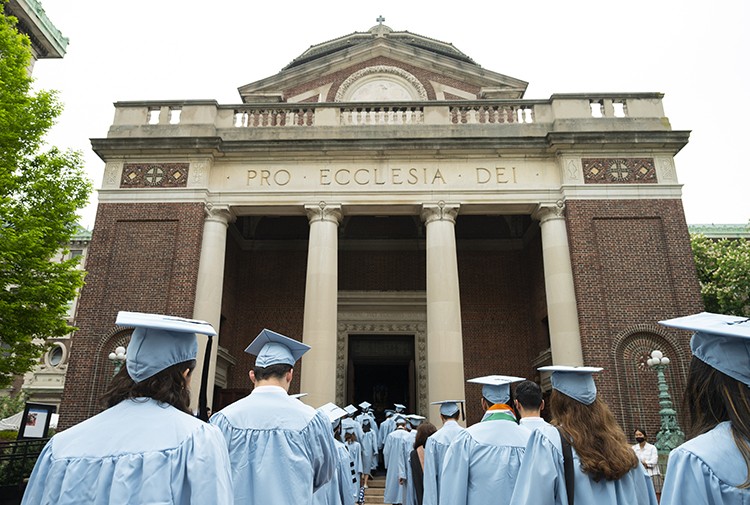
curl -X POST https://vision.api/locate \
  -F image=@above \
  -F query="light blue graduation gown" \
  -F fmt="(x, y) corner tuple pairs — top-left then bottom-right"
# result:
(21, 398), (233, 505)
(341, 417), (365, 445)
(509, 427), (658, 505)
(355, 412), (377, 429)
(210, 385), (336, 505)
(422, 420), (465, 505)
(661, 421), (750, 505)
(361, 429), (379, 473)
(380, 416), (396, 448)
(384, 428), (411, 504)
(314, 439), (355, 505)
(346, 439), (364, 492)
(439, 417), (530, 505)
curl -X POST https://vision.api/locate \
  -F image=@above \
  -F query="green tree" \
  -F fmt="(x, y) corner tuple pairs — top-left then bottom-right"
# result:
(0, 3), (92, 388)
(690, 232), (750, 317)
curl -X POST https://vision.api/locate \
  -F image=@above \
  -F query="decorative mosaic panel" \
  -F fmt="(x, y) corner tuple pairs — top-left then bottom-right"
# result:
(581, 158), (657, 184)
(120, 163), (189, 188)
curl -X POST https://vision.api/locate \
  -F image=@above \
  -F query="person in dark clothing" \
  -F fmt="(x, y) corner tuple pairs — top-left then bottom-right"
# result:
(409, 422), (437, 505)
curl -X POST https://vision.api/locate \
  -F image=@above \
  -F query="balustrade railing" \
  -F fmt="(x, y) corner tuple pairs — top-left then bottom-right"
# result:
(450, 104), (534, 124)
(111, 94), (666, 132)
(233, 108), (315, 127)
(340, 105), (424, 125)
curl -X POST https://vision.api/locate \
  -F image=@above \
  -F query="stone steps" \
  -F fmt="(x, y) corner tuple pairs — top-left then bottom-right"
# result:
(363, 473), (386, 504)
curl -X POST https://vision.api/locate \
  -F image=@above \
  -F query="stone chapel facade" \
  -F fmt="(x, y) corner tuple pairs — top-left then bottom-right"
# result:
(59, 23), (703, 430)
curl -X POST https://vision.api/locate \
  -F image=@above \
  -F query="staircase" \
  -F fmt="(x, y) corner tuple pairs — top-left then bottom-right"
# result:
(363, 473), (386, 504)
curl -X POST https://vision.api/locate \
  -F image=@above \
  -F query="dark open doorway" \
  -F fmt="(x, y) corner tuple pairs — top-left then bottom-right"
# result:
(347, 334), (415, 422)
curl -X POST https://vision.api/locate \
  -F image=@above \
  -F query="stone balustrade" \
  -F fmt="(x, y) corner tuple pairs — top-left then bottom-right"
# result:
(107, 93), (669, 136)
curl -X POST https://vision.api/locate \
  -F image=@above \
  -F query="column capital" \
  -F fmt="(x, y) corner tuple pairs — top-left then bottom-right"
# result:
(532, 201), (566, 224)
(421, 201), (460, 225)
(305, 202), (343, 224)
(204, 203), (235, 226)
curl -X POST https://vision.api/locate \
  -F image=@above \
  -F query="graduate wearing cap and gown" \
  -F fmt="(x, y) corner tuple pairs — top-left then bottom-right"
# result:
(210, 329), (336, 505)
(509, 366), (657, 505)
(422, 400), (465, 505)
(344, 425), (364, 494)
(379, 409), (397, 450)
(355, 401), (377, 428)
(658, 313), (750, 505)
(341, 405), (366, 445)
(359, 417), (379, 479)
(22, 312), (233, 505)
(314, 403), (357, 505)
(439, 375), (531, 505)
(384, 415), (412, 504)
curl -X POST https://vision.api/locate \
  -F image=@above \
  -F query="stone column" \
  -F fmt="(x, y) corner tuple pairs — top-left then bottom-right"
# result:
(421, 202), (466, 423)
(533, 202), (584, 366)
(301, 202), (342, 407)
(191, 204), (233, 411)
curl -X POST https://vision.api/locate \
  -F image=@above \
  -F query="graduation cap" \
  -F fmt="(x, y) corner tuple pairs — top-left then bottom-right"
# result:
(407, 414), (426, 427)
(244, 329), (310, 367)
(344, 404), (358, 416)
(358, 401), (372, 411)
(384, 409), (395, 417)
(431, 400), (465, 420)
(318, 402), (347, 428)
(394, 414), (407, 425)
(659, 312), (750, 386)
(538, 365), (603, 405)
(467, 375), (525, 405)
(394, 403), (406, 412)
(115, 311), (216, 383)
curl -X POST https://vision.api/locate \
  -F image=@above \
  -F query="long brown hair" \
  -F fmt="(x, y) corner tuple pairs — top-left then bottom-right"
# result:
(413, 422), (437, 450)
(550, 390), (638, 481)
(101, 360), (195, 414)
(685, 356), (750, 488)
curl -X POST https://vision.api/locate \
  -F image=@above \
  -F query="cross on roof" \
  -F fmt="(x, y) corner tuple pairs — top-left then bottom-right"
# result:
(376, 15), (385, 25)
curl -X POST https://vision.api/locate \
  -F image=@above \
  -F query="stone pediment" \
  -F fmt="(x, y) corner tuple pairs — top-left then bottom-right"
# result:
(238, 25), (528, 103)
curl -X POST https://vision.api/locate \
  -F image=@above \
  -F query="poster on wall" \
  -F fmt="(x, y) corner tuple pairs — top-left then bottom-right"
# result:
(17, 403), (56, 440)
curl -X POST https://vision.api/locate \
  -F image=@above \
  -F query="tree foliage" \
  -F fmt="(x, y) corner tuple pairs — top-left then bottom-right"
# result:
(690, 232), (750, 317)
(0, 4), (92, 388)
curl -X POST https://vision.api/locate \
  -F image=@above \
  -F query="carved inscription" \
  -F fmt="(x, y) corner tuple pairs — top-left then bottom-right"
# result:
(246, 166), (519, 187)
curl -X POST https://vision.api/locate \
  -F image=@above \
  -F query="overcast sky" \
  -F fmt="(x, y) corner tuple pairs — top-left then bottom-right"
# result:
(30, 0), (750, 229)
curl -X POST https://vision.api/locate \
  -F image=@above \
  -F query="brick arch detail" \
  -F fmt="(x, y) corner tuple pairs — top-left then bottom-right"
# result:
(611, 324), (688, 440)
(84, 327), (133, 417)
(334, 65), (429, 102)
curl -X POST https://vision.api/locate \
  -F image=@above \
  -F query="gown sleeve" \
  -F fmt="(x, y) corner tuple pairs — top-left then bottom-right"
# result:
(308, 410), (338, 492)
(438, 432), (472, 505)
(20, 439), (55, 505)
(508, 429), (563, 505)
(184, 423), (234, 504)
(422, 438), (441, 505)
(383, 434), (392, 469)
(660, 447), (729, 505)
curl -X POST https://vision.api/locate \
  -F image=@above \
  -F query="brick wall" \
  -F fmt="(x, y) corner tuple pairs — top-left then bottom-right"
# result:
(458, 240), (547, 425)
(565, 199), (703, 437)
(218, 246), (308, 400)
(58, 202), (205, 429)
